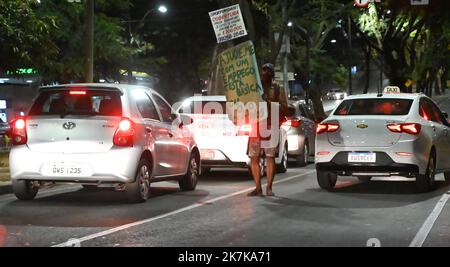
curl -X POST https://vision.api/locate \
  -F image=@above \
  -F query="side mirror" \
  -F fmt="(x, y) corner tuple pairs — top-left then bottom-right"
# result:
(443, 112), (448, 119)
(179, 114), (193, 128)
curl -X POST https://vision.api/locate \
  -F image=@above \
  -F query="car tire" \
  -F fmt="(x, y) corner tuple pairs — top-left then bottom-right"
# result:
(126, 159), (151, 203)
(357, 176), (372, 182)
(297, 141), (309, 167)
(317, 171), (338, 191)
(276, 143), (288, 173)
(12, 180), (38, 201)
(416, 152), (436, 193)
(179, 153), (199, 191)
(445, 172), (450, 182)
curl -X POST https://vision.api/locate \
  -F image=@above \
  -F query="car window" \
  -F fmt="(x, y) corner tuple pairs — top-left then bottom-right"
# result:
(29, 89), (122, 117)
(334, 99), (413, 116)
(152, 93), (175, 122)
(421, 98), (444, 124)
(134, 91), (160, 120)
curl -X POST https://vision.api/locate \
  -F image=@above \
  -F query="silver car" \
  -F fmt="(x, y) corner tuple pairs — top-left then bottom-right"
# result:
(326, 89), (347, 100)
(9, 84), (200, 202)
(282, 100), (317, 166)
(177, 95), (289, 177)
(315, 93), (450, 192)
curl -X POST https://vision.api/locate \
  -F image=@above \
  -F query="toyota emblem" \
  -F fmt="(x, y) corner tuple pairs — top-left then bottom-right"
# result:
(63, 122), (76, 130)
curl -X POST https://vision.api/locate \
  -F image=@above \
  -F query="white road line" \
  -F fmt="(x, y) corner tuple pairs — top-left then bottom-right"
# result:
(53, 170), (316, 247)
(409, 192), (450, 247)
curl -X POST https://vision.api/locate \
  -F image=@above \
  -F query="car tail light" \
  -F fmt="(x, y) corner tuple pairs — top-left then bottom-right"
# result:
(282, 119), (302, 128)
(113, 118), (135, 147)
(316, 123), (340, 134)
(12, 118), (27, 145)
(237, 124), (252, 136)
(387, 123), (421, 135)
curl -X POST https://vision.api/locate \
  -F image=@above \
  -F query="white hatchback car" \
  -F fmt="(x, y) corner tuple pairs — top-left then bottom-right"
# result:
(177, 95), (288, 177)
(9, 84), (200, 202)
(315, 93), (450, 192)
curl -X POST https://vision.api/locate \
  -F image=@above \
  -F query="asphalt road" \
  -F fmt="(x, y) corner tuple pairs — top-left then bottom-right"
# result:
(0, 93), (448, 247)
(0, 163), (449, 247)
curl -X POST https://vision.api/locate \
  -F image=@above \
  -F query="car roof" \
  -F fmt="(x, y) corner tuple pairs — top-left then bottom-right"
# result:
(183, 95), (227, 102)
(344, 93), (423, 100)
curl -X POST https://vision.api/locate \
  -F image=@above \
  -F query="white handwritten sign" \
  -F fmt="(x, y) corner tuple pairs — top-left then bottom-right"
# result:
(209, 4), (248, 44)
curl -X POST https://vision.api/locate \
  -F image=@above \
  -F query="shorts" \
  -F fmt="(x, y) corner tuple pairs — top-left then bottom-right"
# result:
(248, 137), (278, 158)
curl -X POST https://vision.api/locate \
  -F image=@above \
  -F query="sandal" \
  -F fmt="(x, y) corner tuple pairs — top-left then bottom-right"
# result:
(266, 188), (275, 197)
(247, 189), (263, 197)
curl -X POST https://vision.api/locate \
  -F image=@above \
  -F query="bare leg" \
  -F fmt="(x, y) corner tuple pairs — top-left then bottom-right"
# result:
(248, 157), (263, 196)
(266, 157), (276, 196)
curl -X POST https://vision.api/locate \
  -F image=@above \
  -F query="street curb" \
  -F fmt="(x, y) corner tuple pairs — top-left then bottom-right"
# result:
(0, 181), (12, 195)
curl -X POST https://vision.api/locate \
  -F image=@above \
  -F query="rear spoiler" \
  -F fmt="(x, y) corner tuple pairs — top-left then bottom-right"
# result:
(39, 85), (124, 95)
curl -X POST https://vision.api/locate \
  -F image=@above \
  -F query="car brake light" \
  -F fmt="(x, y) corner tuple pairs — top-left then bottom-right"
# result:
(387, 123), (421, 135)
(282, 119), (302, 128)
(113, 118), (135, 147)
(237, 124), (252, 136)
(316, 123), (340, 134)
(70, 90), (87, 95)
(12, 118), (27, 145)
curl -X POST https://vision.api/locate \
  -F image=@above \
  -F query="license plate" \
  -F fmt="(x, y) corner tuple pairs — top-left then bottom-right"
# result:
(41, 163), (92, 177)
(200, 150), (215, 160)
(348, 152), (376, 163)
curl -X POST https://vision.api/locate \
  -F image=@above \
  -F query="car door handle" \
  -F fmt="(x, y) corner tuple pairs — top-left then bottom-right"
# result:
(168, 132), (173, 138)
(145, 127), (152, 133)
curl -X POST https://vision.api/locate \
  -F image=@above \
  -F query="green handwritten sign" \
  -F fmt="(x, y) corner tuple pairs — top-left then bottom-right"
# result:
(219, 41), (263, 104)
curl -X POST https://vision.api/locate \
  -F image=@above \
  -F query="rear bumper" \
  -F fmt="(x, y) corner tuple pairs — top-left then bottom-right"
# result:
(316, 151), (420, 177)
(316, 163), (419, 177)
(9, 145), (142, 183)
(201, 160), (249, 169)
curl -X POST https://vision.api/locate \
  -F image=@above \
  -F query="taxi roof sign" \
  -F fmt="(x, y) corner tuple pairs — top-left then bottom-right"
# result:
(384, 86), (401, 94)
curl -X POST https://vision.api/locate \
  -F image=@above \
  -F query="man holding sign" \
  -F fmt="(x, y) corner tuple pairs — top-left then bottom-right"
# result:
(247, 63), (289, 197)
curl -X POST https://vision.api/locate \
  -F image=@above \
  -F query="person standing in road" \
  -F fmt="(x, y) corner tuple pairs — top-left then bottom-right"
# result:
(247, 63), (289, 197)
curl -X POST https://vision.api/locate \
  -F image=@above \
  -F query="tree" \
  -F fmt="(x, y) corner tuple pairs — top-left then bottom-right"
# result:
(354, 0), (450, 95)
(0, 0), (58, 75)
(288, 0), (352, 118)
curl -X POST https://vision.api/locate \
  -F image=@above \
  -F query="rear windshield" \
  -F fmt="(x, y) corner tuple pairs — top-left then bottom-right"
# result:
(180, 101), (227, 115)
(29, 89), (122, 117)
(334, 99), (413, 116)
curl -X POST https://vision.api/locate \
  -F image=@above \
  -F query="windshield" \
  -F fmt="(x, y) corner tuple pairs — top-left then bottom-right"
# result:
(29, 89), (122, 117)
(334, 99), (413, 116)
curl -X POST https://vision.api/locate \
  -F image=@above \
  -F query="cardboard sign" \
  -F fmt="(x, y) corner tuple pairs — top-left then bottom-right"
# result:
(209, 4), (248, 44)
(219, 41), (266, 124)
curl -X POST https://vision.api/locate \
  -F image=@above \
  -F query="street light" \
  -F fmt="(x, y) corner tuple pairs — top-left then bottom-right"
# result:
(287, 21), (293, 27)
(158, 5), (168, 14)
(330, 39), (337, 44)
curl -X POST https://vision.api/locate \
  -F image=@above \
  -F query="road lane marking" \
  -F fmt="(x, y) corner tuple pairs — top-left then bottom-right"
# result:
(53, 170), (316, 247)
(409, 192), (450, 247)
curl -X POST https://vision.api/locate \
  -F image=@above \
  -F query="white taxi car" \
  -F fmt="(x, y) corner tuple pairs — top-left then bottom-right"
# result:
(177, 95), (288, 177)
(315, 92), (450, 192)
